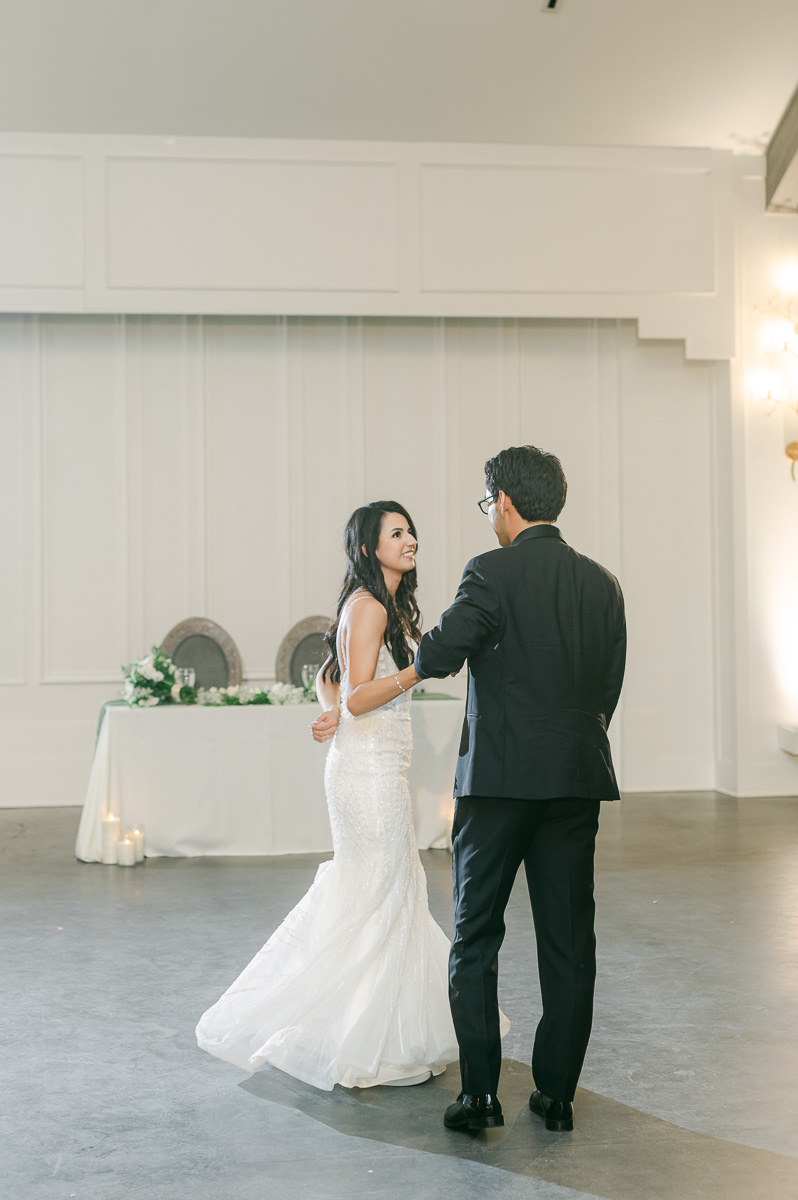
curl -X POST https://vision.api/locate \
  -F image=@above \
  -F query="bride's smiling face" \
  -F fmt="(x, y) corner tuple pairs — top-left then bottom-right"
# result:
(373, 512), (417, 576)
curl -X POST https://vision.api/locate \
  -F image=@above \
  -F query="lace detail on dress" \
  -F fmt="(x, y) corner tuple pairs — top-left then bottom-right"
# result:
(195, 603), (462, 1090)
(339, 642), (412, 722)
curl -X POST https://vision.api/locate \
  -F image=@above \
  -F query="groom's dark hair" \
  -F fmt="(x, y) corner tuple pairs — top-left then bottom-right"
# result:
(485, 445), (567, 522)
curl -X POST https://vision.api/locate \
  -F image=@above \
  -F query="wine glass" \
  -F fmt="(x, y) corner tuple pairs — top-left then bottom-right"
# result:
(302, 663), (320, 690)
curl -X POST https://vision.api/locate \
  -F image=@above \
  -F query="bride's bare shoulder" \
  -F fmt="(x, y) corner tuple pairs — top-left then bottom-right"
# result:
(344, 591), (387, 633)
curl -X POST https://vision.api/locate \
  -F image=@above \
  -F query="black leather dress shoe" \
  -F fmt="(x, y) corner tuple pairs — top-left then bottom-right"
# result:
(529, 1089), (574, 1132)
(444, 1092), (504, 1130)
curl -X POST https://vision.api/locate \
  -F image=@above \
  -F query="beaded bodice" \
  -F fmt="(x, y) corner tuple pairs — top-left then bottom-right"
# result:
(339, 643), (412, 724)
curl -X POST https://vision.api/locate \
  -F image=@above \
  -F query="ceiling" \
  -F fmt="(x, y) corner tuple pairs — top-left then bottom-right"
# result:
(2, 0), (797, 151)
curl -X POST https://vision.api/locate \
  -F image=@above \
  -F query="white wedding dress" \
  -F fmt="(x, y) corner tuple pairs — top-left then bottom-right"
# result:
(195, 628), (462, 1089)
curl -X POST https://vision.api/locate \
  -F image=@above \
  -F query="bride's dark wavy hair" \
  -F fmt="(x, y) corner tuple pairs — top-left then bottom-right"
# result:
(322, 501), (422, 684)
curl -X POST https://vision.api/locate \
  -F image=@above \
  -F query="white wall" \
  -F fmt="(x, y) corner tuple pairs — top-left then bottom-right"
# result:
(0, 135), (734, 359)
(2, 134), (795, 807)
(723, 159), (798, 796)
(0, 314), (719, 807)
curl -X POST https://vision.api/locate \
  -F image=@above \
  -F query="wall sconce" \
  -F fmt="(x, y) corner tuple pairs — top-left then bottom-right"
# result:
(787, 442), (798, 480)
(752, 286), (798, 478)
(758, 294), (798, 356)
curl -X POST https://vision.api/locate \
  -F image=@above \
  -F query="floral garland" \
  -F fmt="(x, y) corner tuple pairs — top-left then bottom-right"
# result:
(122, 648), (317, 708)
(197, 682), (312, 706)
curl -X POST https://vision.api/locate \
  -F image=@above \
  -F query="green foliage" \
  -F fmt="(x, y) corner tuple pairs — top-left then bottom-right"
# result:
(122, 650), (320, 710)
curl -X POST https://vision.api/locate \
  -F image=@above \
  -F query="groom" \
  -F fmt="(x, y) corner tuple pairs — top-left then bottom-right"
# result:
(415, 444), (626, 1133)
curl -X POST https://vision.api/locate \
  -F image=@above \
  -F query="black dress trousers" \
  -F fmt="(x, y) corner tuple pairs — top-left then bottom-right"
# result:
(449, 795), (600, 1102)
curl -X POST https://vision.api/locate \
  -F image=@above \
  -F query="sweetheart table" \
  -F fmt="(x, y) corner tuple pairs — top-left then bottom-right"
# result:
(75, 699), (463, 861)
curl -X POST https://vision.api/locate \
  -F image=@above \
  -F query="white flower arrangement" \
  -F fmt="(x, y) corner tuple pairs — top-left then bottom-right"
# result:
(267, 682), (309, 705)
(197, 682), (316, 707)
(121, 647), (195, 708)
(122, 647), (317, 709)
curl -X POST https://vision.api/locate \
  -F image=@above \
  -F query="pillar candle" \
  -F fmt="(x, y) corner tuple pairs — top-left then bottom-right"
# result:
(116, 837), (136, 867)
(101, 813), (120, 864)
(128, 827), (145, 863)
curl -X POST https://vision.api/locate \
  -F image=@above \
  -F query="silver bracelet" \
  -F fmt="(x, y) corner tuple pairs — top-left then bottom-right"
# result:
(394, 673), (407, 694)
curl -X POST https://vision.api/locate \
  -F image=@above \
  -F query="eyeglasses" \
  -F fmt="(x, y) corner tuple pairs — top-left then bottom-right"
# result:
(477, 494), (498, 515)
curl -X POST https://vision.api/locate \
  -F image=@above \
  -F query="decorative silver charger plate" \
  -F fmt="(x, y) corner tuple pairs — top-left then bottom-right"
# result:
(161, 617), (243, 689)
(275, 616), (330, 687)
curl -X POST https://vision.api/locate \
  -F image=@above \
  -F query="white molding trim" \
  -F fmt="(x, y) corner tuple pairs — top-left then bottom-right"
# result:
(37, 316), (50, 687)
(343, 316), (366, 510)
(0, 317), (28, 685)
(113, 314), (131, 669)
(103, 155), (402, 293)
(441, 320), (462, 591)
(0, 151), (85, 294)
(287, 319), (307, 620)
(499, 319), (521, 444)
(38, 315), (130, 685)
(279, 316), (292, 630)
(124, 315), (145, 660)
(0, 134), (736, 360)
(184, 315), (208, 616)
(434, 317), (449, 591)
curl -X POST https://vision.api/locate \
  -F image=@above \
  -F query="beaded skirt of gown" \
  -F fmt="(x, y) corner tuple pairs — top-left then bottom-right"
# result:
(195, 641), (463, 1089)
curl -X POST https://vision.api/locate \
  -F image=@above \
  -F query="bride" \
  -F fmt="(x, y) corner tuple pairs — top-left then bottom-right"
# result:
(195, 501), (461, 1089)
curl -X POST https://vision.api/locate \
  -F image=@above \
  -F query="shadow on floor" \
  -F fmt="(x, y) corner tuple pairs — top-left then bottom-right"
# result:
(241, 1057), (798, 1200)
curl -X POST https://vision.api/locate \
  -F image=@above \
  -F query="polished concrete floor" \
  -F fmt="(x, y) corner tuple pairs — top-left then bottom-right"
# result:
(3, 794), (798, 1200)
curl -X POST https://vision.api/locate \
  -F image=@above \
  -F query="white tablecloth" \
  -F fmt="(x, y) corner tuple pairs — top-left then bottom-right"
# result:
(75, 700), (464, 860)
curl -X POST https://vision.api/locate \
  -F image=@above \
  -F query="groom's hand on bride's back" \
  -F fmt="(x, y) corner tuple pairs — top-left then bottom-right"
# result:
(311, 708), (340, 742)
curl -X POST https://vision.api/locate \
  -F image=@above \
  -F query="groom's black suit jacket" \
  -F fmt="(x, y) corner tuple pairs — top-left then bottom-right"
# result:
(415, 525), (625, 802)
